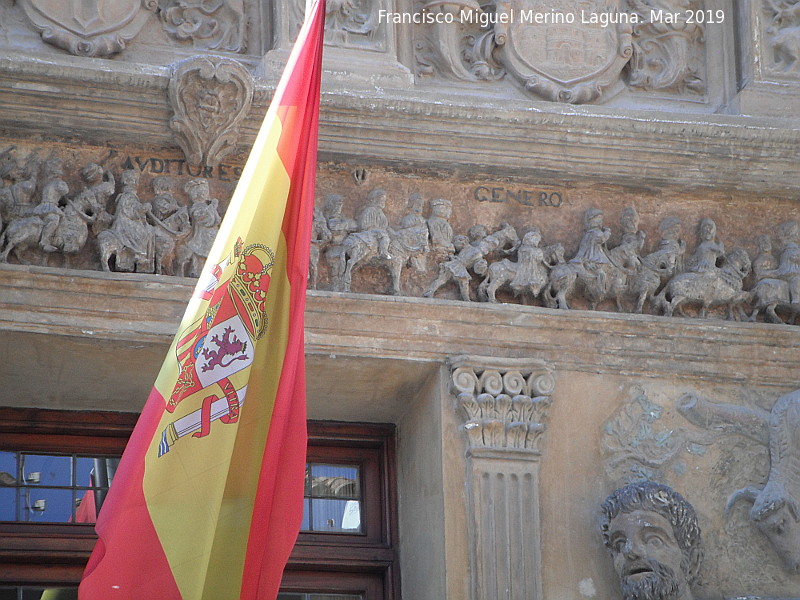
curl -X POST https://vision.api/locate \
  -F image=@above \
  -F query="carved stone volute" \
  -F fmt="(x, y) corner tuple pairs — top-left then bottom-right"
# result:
(168, 56), (254, 167)
(450, 355), (556, 454)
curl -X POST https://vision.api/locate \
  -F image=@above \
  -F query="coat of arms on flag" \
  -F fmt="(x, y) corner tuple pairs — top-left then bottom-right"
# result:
(158, 240), (276, 456)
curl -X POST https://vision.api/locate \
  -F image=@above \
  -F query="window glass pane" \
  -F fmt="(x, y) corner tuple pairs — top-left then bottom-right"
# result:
(19, 487), (73, 522)
(301, 498), (310, 531)
(22, 455), (71, 487)
(0, 488), (16, 521)
(0, 451), (16, 485)
(309, 465), (359, 499)
(310, 498), (361, 532)
(303, 463), (362, 533)
(75, 457), (96, 487)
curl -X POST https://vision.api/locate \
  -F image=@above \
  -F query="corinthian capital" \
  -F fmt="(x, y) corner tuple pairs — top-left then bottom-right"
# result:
(448, 356), (555, 454)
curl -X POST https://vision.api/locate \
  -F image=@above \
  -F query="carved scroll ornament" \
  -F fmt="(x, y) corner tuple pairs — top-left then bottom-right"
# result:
(168, 56), (254, 167)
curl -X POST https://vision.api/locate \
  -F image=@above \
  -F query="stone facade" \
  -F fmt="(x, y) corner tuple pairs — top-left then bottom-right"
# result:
(0, 1), (799, 599)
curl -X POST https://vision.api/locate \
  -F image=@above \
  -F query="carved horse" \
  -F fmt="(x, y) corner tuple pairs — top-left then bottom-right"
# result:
(542, 243), (640, 311)
(652, 249), (751, 319)
(478, 243), (564, 304)
(749, 277), (800, 324)
(339, 223), (430, 295)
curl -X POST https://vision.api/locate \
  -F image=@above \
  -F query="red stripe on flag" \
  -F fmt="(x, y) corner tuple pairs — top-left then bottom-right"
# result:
(80, 388), (182, 599)
(240, 2), (325, 597)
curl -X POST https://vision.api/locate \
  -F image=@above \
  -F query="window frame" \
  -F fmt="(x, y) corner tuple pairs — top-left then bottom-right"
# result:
(0, 411), (400, 600)
(286, 421), (400, 600)
(0, 407), (136, 586)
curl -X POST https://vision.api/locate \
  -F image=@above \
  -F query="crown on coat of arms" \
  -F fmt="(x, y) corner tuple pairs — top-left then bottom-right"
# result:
(229, 243), (275, 341)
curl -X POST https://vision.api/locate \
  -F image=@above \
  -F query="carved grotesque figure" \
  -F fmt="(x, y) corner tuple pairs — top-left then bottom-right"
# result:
(600, 481), (702, 600)
(680, 388), (800, 574)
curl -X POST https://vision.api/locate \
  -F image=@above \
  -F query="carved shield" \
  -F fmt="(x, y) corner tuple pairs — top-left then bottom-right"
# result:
(495, 0), (633, 103)
(20, 0), (155, 57)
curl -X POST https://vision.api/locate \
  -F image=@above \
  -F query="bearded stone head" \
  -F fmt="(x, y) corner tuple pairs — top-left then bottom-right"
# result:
(599, 482), (702, 600)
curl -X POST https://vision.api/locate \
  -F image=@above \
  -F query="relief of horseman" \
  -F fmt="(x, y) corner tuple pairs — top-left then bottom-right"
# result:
(0, 156), (92, 265)
(340, 188), (432, 295)
(0, 151), (40, 225)
(97, 169), (155, 272)
(630, 216), (686, 314)
(478, 228), (564, 304)
(750, 220), (800, 324)
(322, 193), (357, 290)
(175, 178), (222, 277)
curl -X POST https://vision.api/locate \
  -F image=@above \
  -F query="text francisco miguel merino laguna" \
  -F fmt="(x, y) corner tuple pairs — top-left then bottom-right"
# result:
(378, 8), (721, 28)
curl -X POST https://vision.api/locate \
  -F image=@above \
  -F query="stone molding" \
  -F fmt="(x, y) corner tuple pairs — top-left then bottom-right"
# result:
(1, 265), (798, 387)
(2, 52), (800, 193)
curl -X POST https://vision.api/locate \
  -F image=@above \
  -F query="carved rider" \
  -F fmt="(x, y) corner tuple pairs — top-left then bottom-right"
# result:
(686, 218), (724, 273)
(571, 208), (611, 266)
(753, 234), (778, 281)
(356, 188), (392, 259)
(32, 157), (69, 253)
(108, 169), (155, 272)
(641, 216), (686, 276)
(182, 178), (222, 271)
(427, 198), (454, 254)
(510, 228), (549, 299)
(75, 162), (115, 235)
(600, 481), (702, 600)
(322, 193), (357, 286)
(618, 207), (646, 255)
(150, 176), (190, 275)
(769, 220), (800, 304)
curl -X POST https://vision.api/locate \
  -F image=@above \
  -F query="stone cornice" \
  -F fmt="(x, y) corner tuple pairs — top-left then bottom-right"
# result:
(1, 53), (799, 193)
(1, 265), (798, 388)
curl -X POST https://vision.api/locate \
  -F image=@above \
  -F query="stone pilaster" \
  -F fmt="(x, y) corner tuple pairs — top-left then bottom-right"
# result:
(449, 355), (555, 600)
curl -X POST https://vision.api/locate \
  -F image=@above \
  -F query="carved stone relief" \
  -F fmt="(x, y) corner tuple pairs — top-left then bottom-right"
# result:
(415, 0), (707, 103)
(0, 146), (225, 274)
(450, 356), (555, 600)
(290, 0), (386, 51)
(19, 0), (157, 57)
(760, 0), (800, 78)
(158, 0), (247, 52)
(168, 56), (254, 167)
(678, 389), (800, 575)
(3, 154), (800, 329)
(626, 0), (706, 95)
(599, 481), (703, 600)
(599, 383), (800, 595)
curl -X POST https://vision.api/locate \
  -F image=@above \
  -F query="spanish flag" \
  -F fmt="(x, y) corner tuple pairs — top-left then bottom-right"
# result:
(79, 1), (326, 598)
